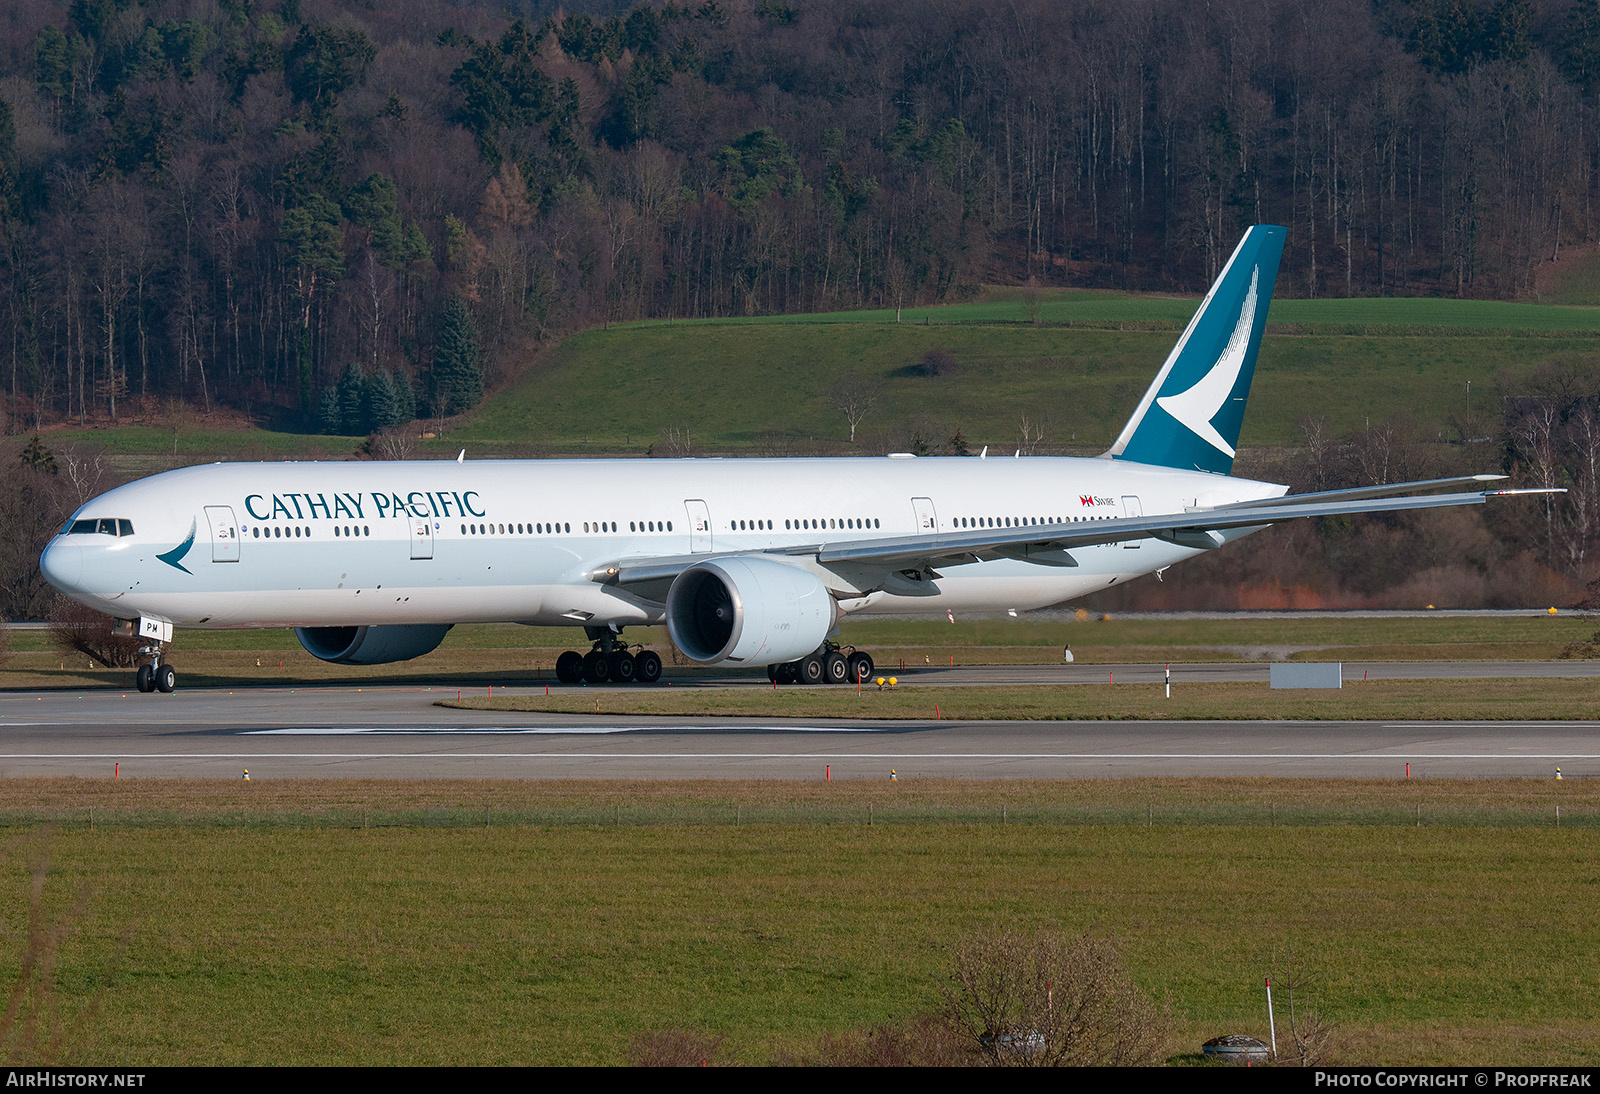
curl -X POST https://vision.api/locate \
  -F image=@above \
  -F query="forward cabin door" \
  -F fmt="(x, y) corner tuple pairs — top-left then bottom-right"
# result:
(685, 499), (712, 552)
(1121, 495), (1143, 548)
(408, 515), (434, 560)
(911, 497), (938, 533)
(204, 505), (240, 562)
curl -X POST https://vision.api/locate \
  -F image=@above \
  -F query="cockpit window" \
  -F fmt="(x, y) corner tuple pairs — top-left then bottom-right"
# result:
(63, 518), (133, 537)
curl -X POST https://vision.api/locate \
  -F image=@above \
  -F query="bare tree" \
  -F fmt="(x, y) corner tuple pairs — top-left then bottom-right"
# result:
(1269, 946), (1338, 1066)
(366, 430), (418, 461)
(47, 598), (143, 668)
(1018, 415), (1046, 455)
(1294, 416), (1335, 493)
(1511, 403), (1564, 568)
(1565, 403), (1600, 574)
(942, 929), (1171, 1067)
(831, 377), (880, 443)
(54, 445), (109, 506)
(658, 424), (694, 457)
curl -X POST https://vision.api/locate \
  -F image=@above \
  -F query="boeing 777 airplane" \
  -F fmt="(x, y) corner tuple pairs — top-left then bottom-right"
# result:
(39, 226), (1545, 693)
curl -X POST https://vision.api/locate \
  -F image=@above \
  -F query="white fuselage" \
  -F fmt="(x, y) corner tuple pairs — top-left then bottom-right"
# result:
(42, 455), (1285, 630)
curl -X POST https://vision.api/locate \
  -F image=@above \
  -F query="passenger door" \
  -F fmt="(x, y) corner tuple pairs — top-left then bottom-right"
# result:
(204, 505), (240, 562)
(685, 499), (712, 552)
(1121, 495), (1143, 548)
(408, 515), (434, 560)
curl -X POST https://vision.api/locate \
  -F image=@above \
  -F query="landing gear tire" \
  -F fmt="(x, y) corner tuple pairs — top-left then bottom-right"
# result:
(135, 664), (154, 693)
(796, 655), (824, 685)
(556, 650), (583, 684)
(847, 651), (875, 685)
(767, 664), (780, 683)
(609, 651), (636, 684)
(154, 664), (176, 693)
(582, 650), (611, 684)
(634, 650), (663, 684)
(822, 651), (849, 685)
(775, 662), (798, 684)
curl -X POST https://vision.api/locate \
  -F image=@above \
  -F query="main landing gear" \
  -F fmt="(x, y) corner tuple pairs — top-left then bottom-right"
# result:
(134, 643), (176, 693)
(767, 643), (874, 686)
(553, 628), (663, 686)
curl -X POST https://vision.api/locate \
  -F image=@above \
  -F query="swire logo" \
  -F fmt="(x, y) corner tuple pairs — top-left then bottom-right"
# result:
(1079, 495), (1113, 507)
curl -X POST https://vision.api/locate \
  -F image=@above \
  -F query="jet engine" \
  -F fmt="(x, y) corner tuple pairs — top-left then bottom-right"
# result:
(295, 624), (453, 665)
(665, 557), (835, 666)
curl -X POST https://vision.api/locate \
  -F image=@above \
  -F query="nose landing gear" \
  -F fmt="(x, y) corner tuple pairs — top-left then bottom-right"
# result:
(135, 644), (176, 693)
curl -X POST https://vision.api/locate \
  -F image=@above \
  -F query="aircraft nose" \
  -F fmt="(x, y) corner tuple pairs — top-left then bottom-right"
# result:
(39, 540), (82, 593)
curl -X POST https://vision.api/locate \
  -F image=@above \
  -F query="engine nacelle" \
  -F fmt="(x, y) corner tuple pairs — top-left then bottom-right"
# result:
(295, 624), (453, 665)
(665, 557), (836, 666)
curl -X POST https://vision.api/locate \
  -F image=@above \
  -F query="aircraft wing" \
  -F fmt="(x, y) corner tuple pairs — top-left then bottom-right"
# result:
(587, 481), (1557, 590)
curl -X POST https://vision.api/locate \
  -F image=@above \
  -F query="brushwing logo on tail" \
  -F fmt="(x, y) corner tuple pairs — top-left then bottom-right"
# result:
(1154, 266), (1259, 458)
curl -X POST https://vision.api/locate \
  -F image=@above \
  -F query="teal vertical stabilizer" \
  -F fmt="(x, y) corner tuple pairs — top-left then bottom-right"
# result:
(1103, 225), (1286, 475)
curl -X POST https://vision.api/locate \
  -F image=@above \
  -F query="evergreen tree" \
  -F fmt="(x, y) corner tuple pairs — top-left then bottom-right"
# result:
(19, 436), (56, 474)
(317, 388), (342, 435)
(392, 368), (417, 423)
(365, 369), (402, 431)
(429, 294), (482, 416)
(336, 363), (367, 434)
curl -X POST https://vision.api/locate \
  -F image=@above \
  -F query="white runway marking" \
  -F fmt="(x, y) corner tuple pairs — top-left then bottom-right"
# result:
(1385, 724), (1600, 730)
(0, 752), (1596, 761)
(242, 725), (891, 736)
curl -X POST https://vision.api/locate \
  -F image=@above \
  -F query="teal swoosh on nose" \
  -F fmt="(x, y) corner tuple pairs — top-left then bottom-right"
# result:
(157, 520), (196, 574)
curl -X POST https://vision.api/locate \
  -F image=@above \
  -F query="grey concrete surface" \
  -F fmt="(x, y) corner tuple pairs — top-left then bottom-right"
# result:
(0, 663), (1596, 779)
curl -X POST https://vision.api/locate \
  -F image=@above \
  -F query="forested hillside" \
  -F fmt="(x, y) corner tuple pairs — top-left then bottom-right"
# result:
(1, 0), (1598, 432)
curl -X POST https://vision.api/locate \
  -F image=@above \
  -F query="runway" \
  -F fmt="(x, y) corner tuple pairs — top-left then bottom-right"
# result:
(0, 660), (1596, 779)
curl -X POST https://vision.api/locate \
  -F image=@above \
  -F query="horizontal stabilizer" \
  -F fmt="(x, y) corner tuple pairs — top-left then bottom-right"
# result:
(1203, 475), (1507, 511)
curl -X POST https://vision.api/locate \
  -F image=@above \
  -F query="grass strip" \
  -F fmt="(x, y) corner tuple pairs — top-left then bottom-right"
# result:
(445, 676), (1600, 722)
(0, 778), (1595, 1066)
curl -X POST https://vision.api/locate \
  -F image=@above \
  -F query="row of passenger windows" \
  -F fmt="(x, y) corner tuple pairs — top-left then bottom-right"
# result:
(956, 516), (1064, 529)
(64, 518), (134, 537)
(252, 525), (313, 538)
(463, 522), (559, 536)
(785, 518), (880, 531)
(461, 521), (675, 536)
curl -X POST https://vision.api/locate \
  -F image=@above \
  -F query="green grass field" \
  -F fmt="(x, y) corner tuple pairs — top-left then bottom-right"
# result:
(612, 286), (1600, 331)
(1, 778), (1596, 1066)
(24, 289), (1600, 463)
(449, 321), (1593, 456)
